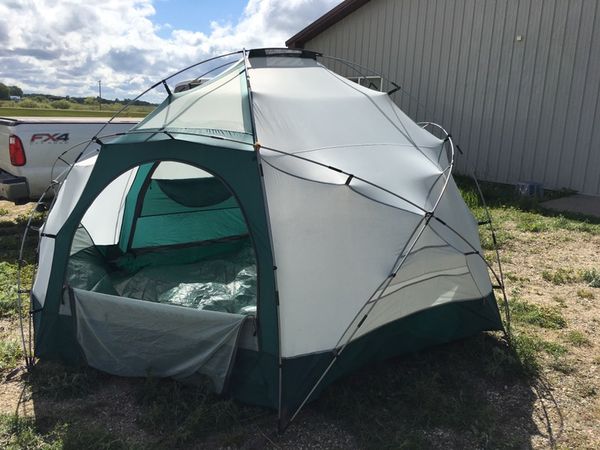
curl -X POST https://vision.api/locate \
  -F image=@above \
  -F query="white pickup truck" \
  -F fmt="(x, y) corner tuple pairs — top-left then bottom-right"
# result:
(0, 117), (139, 204)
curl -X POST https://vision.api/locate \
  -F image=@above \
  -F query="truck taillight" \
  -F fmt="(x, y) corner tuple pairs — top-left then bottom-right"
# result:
(9, 135), (26, 166)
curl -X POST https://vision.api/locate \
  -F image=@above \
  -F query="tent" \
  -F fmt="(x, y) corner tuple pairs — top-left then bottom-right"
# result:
(30, 48), (503, 428)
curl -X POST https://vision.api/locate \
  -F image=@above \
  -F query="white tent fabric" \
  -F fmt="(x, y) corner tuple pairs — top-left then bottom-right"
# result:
(133, 60), (251, 135)
(249, 55), (491, 358)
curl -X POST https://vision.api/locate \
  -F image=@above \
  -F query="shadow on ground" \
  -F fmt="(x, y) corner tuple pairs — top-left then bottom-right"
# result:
(8, 332), (557, 449)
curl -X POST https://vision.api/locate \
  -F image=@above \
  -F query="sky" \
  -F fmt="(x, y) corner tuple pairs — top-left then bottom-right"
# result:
(0, 0), (341, 101)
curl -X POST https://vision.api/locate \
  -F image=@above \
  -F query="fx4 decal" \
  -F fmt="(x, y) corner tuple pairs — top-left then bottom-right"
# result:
(30, 133), (70, 143)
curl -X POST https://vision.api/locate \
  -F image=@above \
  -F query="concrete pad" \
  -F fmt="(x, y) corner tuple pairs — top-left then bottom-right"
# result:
(540, 194), (600, 218)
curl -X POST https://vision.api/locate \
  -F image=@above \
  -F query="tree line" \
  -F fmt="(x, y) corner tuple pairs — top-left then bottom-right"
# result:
(0, 82), (155, 107)
(0, 83), (23, 99)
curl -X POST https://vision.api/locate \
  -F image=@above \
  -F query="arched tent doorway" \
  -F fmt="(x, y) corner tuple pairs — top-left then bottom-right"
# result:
(33, 134), (279, 400)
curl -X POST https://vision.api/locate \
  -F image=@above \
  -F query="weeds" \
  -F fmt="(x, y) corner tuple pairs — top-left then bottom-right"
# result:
(0, 414), (61, 449)
(577, 289), (595, 299)
(28, 363), (99, 400)
(541, 268), (578, 285)
(135, 377), (265, 447)
(0, 262), (35, 318)
(580, 268), (600, 288)
(564, 331), (592, 347)
(0, 413), (134, 450)
(510, 299), (567, 329)
(0, 339), (23, 373)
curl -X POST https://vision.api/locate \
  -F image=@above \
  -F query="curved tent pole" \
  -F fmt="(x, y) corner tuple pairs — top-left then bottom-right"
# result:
(16, 184), (55, 368)
(471, 175), (510, 336)
(283, 130), (456, 428)
(417, 124), (510, 337)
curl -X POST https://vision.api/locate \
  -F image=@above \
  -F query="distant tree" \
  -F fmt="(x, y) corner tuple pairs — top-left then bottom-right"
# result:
(0, 83), (9, 100)
(9, 85), (23, 97)
(83, 96), (96, 105)
(51, 99), (72, 109)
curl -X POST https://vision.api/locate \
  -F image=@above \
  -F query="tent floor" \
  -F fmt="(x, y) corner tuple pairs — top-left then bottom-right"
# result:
(66, 238), (257, 315)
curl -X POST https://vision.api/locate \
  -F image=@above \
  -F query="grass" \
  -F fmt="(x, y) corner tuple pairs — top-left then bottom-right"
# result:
(542, 268), (578, 285)
(0, 107), (148, 118)
(581, 268), (600, 288)
(0, 211), (41, 319)
(134, 377), (267, 447)
(577, 288), (595, 300)
(455, 175), (600, 236)
(564, 330), (592, 347)
(0, 339), (22, 373)
(0, 413), (135, 449)
(509, 298), (567, 329)
(27, 363), (99, 401)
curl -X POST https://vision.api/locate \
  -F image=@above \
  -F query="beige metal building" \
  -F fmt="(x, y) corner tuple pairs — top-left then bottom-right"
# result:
(287, 0), (600, 195)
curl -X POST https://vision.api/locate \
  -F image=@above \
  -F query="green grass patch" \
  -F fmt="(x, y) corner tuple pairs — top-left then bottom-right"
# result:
(510, 299), (567, 329)
(541, 268), (577, 285)
(0, 107), (148, 118)
(0, 413), (135, 450)
(0, 414), (61, 450)
(576, 289), (595, 300)
(580, 268), (600, 288)
(134, 377), (267, 447)
(0, 261), (35, 319)
(564, 330), (592, 347)
(0, 339), (22, 373)
(456, 176), (600, 235)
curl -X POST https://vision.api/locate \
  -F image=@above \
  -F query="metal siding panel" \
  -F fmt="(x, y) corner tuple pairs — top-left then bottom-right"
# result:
(544, 0), (583, 189)
(373, 0), (386, 73)
(520, 0), (555, 186)
(497, 0), (530, 183)
(416, 0), (435, 122)
(510, 0), (543, 182)
(450, 0), (477, 174)
(396, 0), (413, 112)
(405, 0), (422, 118)
(578, 0), (600, 194)
(367, 1), (377, 70)
(459, 0), (486, 173)
(470, 0), (497, 176)
(533, 0), (569, 186)
(477, 0), (508, 180)
(443, 0), (466, 140)
(435, 0), (457, 128)
(487, 1), (519, 182)
(560, 0), (595, 190)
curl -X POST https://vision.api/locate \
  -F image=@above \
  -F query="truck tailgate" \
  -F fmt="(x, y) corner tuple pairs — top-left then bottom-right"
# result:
(0, 117), (139, 200)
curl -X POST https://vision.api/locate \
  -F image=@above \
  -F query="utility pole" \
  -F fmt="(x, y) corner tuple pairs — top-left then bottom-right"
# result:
(98, 80), (102, 111)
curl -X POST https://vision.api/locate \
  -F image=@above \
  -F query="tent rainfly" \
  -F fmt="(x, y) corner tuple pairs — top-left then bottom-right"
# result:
(29, 48), (503, 429)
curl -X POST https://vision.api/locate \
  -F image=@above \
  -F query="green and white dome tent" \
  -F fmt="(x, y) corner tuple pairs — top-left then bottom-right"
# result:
(24, 48), (505, 429)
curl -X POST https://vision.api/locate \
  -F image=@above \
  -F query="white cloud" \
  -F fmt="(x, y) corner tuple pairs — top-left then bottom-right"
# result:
(0, 0), (340, 100)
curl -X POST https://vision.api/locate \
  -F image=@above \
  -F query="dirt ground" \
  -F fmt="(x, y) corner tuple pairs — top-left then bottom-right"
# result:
(501, 225), (600, 448)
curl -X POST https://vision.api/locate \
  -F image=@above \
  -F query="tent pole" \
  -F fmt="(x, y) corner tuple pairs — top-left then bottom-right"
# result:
(241, 49), (286, 430)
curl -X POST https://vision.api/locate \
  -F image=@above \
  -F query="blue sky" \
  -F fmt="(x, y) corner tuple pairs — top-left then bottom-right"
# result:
(153, 0), (249, 38)
(0, 0), (341, 99)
